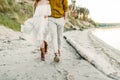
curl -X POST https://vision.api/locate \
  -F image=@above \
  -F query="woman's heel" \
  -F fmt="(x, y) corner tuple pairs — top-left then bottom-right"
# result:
(40, 48), (45, 61)
(44, 41), (48, 53)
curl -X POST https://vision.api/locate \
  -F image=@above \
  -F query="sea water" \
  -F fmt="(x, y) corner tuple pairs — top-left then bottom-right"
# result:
(92, 27), (120, 51)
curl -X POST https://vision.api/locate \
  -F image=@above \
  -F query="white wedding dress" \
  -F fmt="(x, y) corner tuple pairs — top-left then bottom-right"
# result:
(21, 4), (51, 46)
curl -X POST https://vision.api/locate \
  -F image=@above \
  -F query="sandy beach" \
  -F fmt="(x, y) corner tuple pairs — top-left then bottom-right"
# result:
(0, 25), (118, 80)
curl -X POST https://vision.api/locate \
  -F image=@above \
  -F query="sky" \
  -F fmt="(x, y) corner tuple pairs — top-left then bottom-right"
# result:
(68, 0), (120, 23)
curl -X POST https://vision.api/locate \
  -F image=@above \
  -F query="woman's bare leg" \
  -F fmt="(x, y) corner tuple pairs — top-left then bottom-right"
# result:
(40, 41), (45, 61)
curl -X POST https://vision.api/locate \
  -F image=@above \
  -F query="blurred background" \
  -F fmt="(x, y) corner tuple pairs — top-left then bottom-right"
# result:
(0, 0), (97, 31)
(0, 0), (120, 49)
(0, 0), (120, 31)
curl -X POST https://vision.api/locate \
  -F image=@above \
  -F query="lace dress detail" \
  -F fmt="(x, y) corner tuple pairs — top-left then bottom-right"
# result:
(21, 4), (51, 46)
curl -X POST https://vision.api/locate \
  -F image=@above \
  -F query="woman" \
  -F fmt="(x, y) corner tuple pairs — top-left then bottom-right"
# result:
(21, 0), (51, 61)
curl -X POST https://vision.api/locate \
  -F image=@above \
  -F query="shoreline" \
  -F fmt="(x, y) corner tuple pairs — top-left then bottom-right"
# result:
(64, 28), (120, 80)
(89, 28), (120, 61)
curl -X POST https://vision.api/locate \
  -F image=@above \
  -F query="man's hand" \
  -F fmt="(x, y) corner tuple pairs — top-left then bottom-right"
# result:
(44, 16), (48, 18)
(64, 12), (68, 21)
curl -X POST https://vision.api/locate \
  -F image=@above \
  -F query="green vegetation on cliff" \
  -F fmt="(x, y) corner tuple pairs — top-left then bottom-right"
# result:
(0, 0), (96, 32)
(64, 5), (96, 31)
(0, 0), (33, 31)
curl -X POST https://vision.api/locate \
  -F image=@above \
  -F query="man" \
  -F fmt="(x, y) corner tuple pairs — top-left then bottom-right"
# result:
(49, 0), (69, 62)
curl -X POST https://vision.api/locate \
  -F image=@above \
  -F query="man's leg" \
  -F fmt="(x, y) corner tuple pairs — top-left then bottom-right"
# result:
(57, 18), (65, 53)
(57, 25), (64, 52)
(48, 20), (58, 53)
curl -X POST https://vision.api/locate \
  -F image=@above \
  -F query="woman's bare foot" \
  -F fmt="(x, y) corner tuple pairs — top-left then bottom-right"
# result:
(40, 48), (45, 61)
